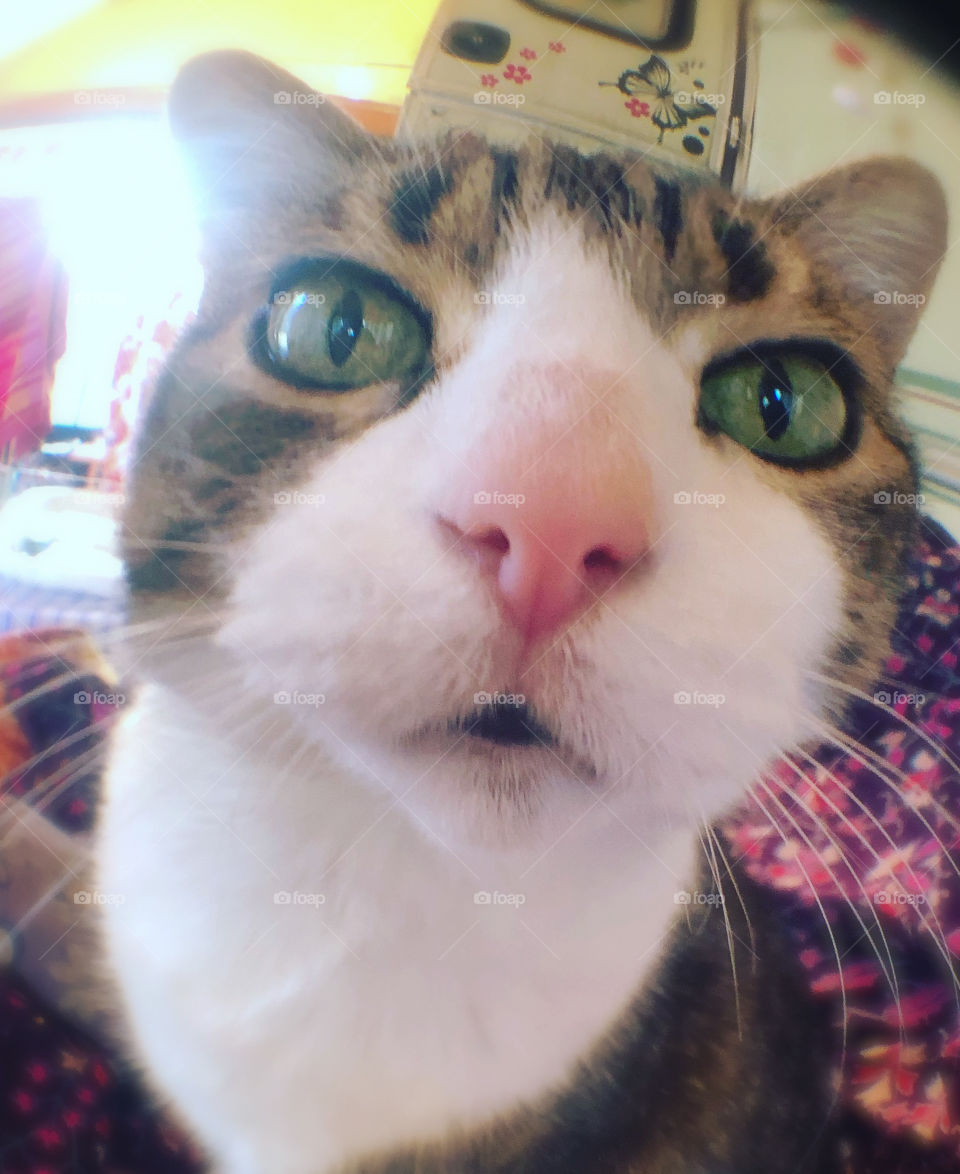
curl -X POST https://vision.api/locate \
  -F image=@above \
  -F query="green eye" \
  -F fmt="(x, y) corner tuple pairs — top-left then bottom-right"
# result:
(256, 260), (430, 392)
(699, 347), (852, 465)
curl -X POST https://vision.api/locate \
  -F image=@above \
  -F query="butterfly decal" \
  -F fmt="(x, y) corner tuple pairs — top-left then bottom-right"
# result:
(599, 55), (717, 143)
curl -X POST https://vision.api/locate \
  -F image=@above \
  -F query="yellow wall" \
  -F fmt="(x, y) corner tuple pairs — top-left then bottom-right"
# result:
(0, 0), (438, 108)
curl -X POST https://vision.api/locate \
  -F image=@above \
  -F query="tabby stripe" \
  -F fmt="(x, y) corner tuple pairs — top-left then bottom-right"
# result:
(390, 163), (454, 245)
(653, 176), (683, 263)
(602, 162), (643, 229)
(190, 402), (318, 476)
(711, 213), (776, 302)
(544, 144), (584, 213)
(490, 149), (520, 234)
(543, 148), (643, 232)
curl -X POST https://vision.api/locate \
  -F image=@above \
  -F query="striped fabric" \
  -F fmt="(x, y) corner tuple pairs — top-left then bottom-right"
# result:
(901, 368), (960, 538)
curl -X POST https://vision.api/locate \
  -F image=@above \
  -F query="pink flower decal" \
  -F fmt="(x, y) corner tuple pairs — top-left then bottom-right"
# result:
(480, 74), (498, 88)
(548, 40), (566, 52)
(503, 63), (532, 84)
(624, 98), (651, 118)
(519, 46), (537, 60)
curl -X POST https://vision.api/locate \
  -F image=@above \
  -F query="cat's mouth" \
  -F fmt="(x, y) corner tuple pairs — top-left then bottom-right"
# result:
(403, 701), (598, 781)
(450, 701), (555, 748)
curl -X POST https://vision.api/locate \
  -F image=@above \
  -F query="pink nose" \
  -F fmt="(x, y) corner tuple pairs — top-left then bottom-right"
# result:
(440, 450), (651, 644)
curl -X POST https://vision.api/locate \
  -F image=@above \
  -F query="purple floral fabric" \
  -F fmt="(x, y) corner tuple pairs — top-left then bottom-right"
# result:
(722, 515), (960, 1164)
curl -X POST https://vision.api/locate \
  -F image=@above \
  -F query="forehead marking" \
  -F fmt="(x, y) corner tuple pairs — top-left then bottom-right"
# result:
(390, 161), (454, 245)
(711, 212), (776, 302)
(652, 176), (683, 263)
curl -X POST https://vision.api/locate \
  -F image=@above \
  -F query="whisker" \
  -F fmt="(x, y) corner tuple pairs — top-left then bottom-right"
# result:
(0, 740), (106, 842)
(808, 717), (960, 874)
(791, 737), (958, 985)
(807, 669), (960, 782)
(750, 783), (849, 1080)
(779, 751), (907, 1040)
(708, 823), (758, 965)
(760, 764), (903, 1023)
(701, 819), (744, 1039)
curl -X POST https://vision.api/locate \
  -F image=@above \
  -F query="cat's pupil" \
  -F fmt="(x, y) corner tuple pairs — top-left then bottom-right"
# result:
(758, 362), (793, 441)
(327, 289), (364, 367)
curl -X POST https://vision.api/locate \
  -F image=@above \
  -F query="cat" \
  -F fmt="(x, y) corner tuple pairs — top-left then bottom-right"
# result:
(96, 49), (947, 1174)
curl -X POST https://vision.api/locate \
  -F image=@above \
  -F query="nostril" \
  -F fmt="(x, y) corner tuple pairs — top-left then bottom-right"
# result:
(473, 526), (510, 555)
(582, 545), (621, 573)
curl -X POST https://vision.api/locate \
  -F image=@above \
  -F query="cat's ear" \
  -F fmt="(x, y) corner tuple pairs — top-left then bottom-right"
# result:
(770, 157), (947, 359)
(168, 50), (376, 209)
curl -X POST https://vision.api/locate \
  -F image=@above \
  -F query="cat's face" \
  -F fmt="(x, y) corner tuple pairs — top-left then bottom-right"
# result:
(124, 52), (946, 849)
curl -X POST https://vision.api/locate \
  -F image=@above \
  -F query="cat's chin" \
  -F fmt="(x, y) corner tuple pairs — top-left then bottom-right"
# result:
(298, 710), (691, 854)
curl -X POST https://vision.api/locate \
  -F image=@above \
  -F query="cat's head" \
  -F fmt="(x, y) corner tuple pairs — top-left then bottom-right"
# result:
(123, 51), (946, 849)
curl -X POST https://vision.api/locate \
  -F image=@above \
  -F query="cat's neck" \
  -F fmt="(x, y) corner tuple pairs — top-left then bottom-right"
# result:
(105, 668), (699, 1163)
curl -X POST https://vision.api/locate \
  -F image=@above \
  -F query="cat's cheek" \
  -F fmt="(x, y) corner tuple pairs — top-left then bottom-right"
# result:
(218, 408), (495, 732)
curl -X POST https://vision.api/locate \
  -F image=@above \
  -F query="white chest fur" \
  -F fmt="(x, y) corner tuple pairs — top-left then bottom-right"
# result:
(98, 683), (696, 1174)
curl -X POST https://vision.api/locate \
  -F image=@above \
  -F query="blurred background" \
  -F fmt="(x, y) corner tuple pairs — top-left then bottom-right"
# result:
(0, 0), (958, 631)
